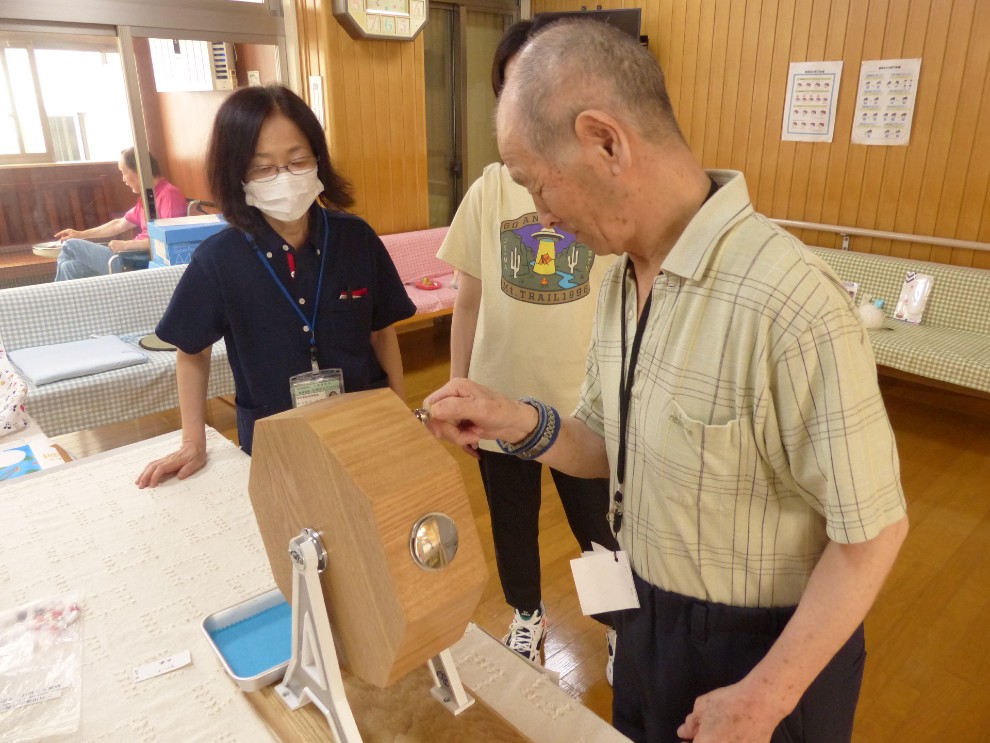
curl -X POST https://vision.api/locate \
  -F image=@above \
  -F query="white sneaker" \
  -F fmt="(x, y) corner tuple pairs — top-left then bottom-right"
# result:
(606, 627), (617, 686)
(504, 603), (546, 663)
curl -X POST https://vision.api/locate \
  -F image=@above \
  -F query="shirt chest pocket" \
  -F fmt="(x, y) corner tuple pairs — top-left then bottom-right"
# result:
(320, 290), (374, 343)
(638, 394), (754, 514)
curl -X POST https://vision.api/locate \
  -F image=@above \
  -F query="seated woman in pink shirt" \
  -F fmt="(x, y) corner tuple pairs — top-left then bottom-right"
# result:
(54, 147), (186, 280)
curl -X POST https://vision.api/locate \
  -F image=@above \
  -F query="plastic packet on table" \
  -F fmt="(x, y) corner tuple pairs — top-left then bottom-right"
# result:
(0, 593), (83, 742)
(893, 271), (934, 325)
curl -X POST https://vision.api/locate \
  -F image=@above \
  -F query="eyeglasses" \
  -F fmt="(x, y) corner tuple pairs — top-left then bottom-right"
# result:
(245, 155), (319, 183)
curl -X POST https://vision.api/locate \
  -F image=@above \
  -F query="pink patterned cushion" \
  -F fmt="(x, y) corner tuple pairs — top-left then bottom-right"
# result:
(380, 227), (451, 284)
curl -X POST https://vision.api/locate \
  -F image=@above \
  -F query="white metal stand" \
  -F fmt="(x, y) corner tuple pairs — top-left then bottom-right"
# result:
(276, 528), (363, 743)
(427, 648), (475, 715)
(276, 528), (475, 742)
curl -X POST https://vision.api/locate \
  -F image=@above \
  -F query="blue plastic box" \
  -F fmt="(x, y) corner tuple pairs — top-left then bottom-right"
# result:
(148, 214), (227, 266)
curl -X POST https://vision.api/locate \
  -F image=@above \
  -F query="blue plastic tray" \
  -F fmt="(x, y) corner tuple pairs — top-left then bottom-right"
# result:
(202, 588), (291, 690)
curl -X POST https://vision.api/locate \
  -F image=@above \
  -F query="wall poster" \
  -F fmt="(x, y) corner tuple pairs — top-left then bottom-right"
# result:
(851, 58), (922, 146)
(781, 61), (843, 143)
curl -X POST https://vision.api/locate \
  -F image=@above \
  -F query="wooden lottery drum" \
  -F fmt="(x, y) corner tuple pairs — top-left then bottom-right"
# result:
(248, 388), (488, 688)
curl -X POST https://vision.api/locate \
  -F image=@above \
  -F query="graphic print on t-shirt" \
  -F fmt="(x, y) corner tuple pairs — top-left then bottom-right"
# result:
(499, 213), (596, 305)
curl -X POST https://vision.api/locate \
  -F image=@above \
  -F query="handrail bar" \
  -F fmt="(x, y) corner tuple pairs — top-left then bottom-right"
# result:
(770, 218), (990, 253)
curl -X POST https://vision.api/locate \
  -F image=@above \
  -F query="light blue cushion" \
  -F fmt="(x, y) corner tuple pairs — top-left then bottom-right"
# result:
(9, 336), (148, 386)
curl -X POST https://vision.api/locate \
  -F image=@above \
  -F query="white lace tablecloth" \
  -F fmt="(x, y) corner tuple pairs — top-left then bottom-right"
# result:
(0, 427), (278, 742)
(1, 426), (627, 743)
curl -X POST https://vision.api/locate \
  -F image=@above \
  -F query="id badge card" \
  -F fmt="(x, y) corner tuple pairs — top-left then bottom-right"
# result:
(289, 368), (344, 408)
(569, 542), (640, 615)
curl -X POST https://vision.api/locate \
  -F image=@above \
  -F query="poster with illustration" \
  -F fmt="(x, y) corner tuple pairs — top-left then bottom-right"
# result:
(852, 58), (921, 146)
(781, 61), (843, 142)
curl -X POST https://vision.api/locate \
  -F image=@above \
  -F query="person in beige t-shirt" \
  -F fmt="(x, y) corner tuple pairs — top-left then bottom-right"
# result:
(437, 20), (619, 680)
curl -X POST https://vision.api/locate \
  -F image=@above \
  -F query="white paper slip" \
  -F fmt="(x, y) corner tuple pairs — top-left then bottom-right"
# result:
(569, 549), (640, 616)
(133, 650), (192, 683)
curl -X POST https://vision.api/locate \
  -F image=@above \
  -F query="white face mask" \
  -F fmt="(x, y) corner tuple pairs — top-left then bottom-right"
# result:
(243, 169), (323, 222)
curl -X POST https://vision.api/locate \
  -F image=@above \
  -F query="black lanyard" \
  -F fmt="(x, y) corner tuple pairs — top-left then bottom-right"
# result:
(614, 260), (652, 535)
(611, 177), (719, 535)
(247, 209), (330, 371)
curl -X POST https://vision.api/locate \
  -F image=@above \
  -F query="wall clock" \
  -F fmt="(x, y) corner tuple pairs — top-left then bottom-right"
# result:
(333, 0), (429, 41)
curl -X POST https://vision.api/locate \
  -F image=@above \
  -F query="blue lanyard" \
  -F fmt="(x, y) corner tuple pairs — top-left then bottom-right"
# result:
(247, 209), (330, 369)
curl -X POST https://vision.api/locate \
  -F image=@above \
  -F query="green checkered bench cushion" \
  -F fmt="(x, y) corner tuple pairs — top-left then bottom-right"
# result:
(0, 266), (236, 436)
(808, 247), (990, 394)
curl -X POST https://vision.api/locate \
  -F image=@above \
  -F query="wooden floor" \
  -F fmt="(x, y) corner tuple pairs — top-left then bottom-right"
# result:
(51, 326), (990, 741)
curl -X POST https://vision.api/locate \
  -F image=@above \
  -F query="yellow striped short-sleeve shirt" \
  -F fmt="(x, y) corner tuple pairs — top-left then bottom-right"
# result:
(574, 170), (907, 608)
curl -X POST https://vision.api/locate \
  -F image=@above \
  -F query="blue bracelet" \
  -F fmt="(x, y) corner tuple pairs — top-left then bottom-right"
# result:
(497, 398), (560, 460)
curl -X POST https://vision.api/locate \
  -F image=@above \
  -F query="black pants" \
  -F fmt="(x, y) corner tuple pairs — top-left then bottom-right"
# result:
(613, 572), (865, 743)
(477, 449), (618, 621)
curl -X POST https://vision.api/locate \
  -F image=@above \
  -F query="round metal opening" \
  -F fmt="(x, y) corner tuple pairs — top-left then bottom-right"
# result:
(409, 512), (458, 571)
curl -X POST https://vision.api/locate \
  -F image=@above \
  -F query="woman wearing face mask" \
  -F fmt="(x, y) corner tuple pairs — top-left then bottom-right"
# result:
(136, 85), (415, 487)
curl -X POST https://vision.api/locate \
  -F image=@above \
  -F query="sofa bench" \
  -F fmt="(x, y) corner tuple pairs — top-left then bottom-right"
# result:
(379, 227), (457, 331)
(809, 247), (990, 398)
(0, 266), (235, 436)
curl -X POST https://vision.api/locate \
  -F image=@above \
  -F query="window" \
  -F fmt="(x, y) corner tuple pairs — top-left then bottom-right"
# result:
(0, 33), (131, 165)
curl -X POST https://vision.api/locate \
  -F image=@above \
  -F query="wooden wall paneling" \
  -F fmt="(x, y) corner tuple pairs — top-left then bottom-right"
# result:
(833, 0), (886, 248)
(699, 0), (730, 167)
(951, 4), (990, 269)
(728, 0), (765, 175)
(507, 1), (990, 268)
(314, 0), (331, 134)
(327, 20), (354, 201)
(741, 0), (784, 204)
(404, 40), (429, 232)
(777, 1), (812, 232)
(815, 0), (868, 250)
(294, 0), (427, 234)
(657, 0), (676, 76)
(853, 0), (911, 258)
(371, 43), (394, 233)
(772, 2), (811, 227)
(923, 0), (986, 264)
(676, 0), (702, 153)
(905, 0), (974, 262)
(816, 0), (869, 248)
(714, 0), (747, 169)
(747, 2), (794, 224)
(799, 0), (852, 249)
(641, 0), (661, 72)
(353, 40), (382, 229)
(886, 0), (943, 259)
(687, 0), (717, 159)
(866, 0), (914, 258)
(842, 0), (891, 255)
(327, 9), (357, 174)
(665, 0), (688, 119)
(383, 44), (407, 234)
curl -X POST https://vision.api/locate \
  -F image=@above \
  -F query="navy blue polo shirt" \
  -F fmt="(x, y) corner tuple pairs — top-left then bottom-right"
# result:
(156, 206), (415, 453)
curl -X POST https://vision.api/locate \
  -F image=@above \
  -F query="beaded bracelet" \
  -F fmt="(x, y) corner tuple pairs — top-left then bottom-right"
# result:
(497, 397), (561, 461)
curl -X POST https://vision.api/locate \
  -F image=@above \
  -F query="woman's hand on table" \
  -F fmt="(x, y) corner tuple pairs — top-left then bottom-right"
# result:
(135, 441), (208, 488)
